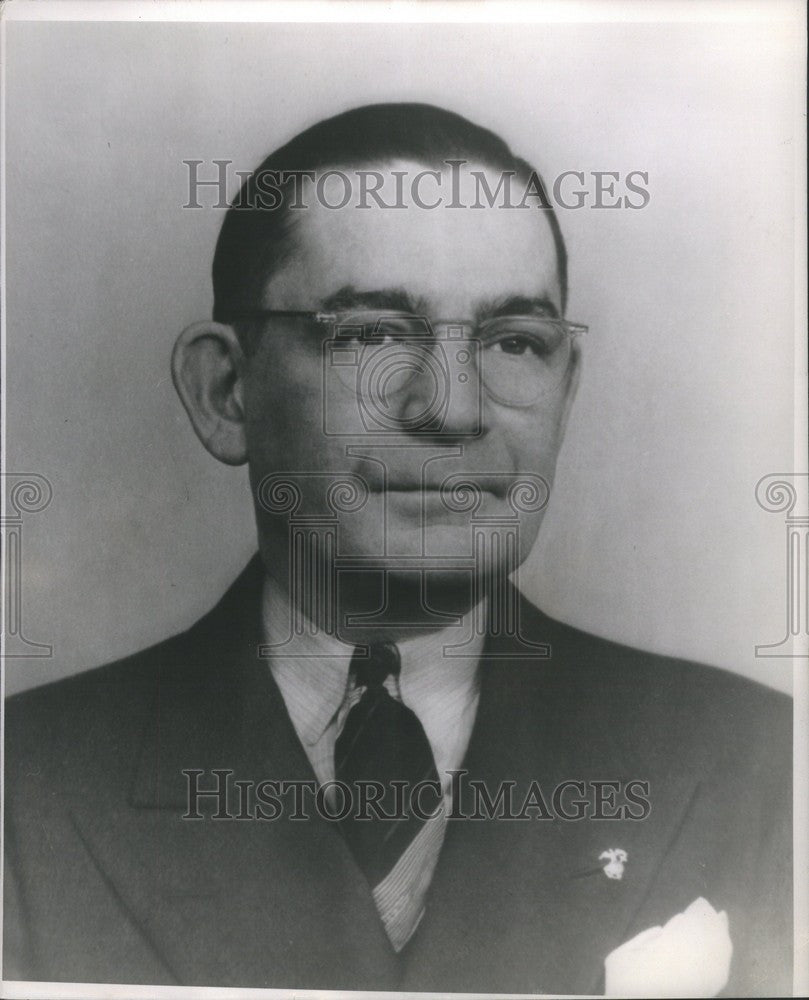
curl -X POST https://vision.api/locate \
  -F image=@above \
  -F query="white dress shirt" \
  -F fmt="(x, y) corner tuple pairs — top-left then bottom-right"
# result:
(262, 576), (484, 950)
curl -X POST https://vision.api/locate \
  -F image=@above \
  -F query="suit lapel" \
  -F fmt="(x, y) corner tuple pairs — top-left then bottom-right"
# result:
(70, 556), (399, 989)
(401, 595), (706, 994)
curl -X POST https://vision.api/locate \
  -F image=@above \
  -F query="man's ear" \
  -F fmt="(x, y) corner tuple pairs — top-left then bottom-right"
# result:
(171, 321), (248, 466)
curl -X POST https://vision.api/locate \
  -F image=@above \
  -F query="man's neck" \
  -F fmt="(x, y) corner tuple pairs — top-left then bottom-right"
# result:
(261, 559), (480, 647)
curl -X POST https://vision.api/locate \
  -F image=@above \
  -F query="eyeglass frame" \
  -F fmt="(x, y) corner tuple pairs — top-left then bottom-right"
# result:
(223, 308), (589, 408)
(224, 308), (587, 335)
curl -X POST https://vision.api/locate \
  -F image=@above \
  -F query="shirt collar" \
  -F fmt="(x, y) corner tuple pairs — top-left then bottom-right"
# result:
(262, 575), (484, 747)
(262, 578), (353, 746)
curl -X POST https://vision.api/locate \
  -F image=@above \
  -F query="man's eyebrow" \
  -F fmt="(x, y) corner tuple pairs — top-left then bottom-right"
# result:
(320, 285), (428, 314)
(476, 295), (560, 321)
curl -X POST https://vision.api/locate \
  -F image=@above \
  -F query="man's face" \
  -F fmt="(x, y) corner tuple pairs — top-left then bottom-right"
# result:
(242, 160), (578, 587)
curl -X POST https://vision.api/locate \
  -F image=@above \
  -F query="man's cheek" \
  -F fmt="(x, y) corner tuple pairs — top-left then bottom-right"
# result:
(514, 416), (566, 474)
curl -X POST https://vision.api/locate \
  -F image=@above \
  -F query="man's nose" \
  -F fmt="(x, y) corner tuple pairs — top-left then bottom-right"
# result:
(397, 335), (483, 437)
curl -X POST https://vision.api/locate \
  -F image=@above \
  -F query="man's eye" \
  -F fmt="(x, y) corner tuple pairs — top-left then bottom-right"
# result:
(497, 336), (529, 356)
(490, 335), (549, 357)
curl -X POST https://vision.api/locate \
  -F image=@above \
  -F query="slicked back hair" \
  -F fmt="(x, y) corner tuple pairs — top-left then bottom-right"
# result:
(212, 103), (568, 328)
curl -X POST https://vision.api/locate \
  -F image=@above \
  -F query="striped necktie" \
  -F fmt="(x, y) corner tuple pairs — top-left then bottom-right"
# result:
(334, 643), (442, 888)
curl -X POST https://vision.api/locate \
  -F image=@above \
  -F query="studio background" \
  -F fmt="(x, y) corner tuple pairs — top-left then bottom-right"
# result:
(3, 14), (801, 696)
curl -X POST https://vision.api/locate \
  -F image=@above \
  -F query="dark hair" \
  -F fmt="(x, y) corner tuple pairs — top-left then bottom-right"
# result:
(212, 102), (567, 324)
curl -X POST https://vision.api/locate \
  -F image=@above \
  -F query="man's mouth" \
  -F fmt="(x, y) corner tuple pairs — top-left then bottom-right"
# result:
(350, 459), (520, 501)
(378, 477), (507, 497)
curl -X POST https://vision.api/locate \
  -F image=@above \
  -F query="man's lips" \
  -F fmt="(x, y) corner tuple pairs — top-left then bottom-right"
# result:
(373, 477), (507, 497)
(349, 452), (519, 496)
(349, 459), (523, 499)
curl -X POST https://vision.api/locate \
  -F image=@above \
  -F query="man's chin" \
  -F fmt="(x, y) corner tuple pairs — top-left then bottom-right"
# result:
(336, 526), (533, 586)
(346, 522), (479, 564)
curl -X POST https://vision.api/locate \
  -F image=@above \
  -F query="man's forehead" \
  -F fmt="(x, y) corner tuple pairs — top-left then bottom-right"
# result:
(261, 160), (562, 315)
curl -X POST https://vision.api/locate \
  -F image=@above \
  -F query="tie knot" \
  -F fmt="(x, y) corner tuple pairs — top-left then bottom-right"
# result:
(352, 643), (401, 689)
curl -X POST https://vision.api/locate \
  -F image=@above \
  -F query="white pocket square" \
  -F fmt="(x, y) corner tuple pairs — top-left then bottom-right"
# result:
(604, 897), (732, 997)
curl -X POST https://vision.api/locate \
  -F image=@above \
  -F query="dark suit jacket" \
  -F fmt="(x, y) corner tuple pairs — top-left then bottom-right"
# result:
(3, 556), (792, 994)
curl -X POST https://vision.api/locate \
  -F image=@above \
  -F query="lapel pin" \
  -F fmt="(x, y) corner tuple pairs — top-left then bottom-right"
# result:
(570, 847), (629, 880)
(599, 848), (628, 880)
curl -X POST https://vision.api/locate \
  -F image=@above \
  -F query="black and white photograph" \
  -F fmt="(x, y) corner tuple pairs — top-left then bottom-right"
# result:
(1, 1), (806, 997)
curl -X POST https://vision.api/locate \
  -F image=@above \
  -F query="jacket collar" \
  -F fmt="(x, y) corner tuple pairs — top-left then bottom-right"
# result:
(129, 553), (275, 810)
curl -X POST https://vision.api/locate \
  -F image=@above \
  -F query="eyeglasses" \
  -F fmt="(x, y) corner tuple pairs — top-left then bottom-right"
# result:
(226, 308), (588, 408)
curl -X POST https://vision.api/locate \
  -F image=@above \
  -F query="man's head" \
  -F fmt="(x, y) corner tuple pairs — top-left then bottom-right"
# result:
(172, 103), (582, 628)
(209, 103), (568, 326)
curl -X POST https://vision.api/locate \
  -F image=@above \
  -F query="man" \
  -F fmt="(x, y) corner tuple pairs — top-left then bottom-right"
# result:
(3, 104), (792, 995)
